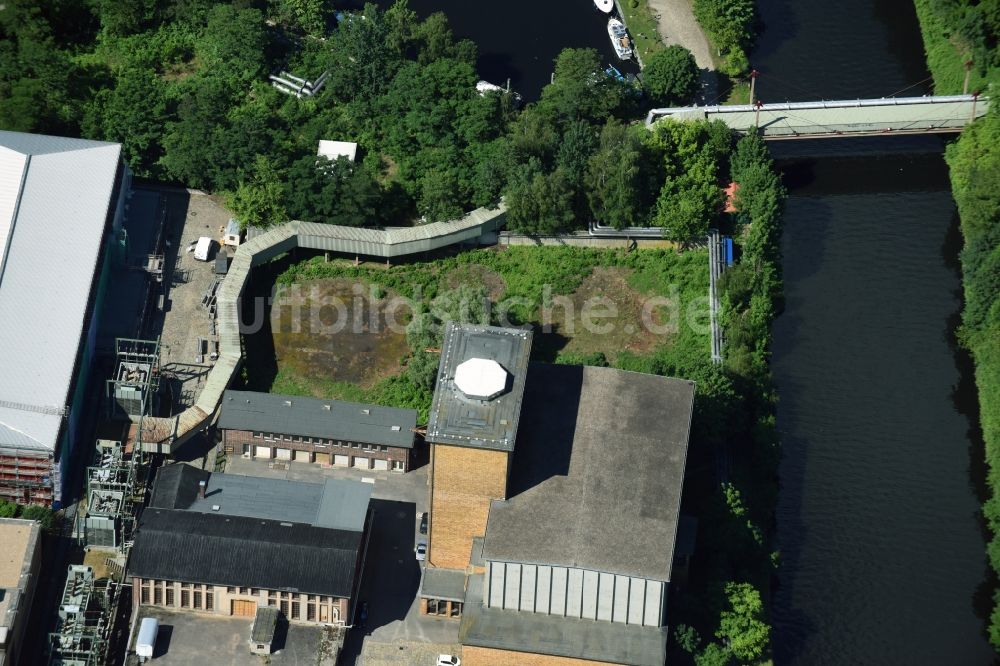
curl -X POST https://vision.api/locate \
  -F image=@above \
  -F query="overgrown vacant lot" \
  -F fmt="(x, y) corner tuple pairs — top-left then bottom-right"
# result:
(257, 246), (709, 420)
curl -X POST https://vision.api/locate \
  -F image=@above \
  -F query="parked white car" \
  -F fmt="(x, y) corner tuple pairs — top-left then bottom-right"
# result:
(436, 655), (460, 666)
(415, 541), (427, 561)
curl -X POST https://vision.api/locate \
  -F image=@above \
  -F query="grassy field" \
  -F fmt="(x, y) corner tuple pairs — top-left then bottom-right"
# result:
(618, 0), (665, 65)
(255, 246), (710, 420)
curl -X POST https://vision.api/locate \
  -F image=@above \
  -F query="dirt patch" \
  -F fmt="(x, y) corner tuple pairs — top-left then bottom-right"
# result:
(444, 264), (506, 300)
(539, 267), (676, 360)
(270, 278), (412, 391)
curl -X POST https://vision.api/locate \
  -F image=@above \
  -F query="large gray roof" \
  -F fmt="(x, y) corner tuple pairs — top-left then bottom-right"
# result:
(0, 131), (122, 452)
(150, 463), (372, 532)
(425, 323), (532, 451)
(219, 390), (416, 448)
(482, 364), (695, 581)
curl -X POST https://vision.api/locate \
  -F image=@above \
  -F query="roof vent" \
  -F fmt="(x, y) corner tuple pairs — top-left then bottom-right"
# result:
(361, 408), (370, 415)
(211, 505), (221, 511)
(454, 358), (509, 400)
(391, 425), (401, 431)
(323, 404), (331, 411)
(280, 522), (293, 527)
(284, 400), (292, 407)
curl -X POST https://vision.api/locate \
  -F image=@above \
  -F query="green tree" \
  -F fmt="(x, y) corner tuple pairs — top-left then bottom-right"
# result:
(227, 156), (289, 230)
(694, 642), (733, 666)
(93, 0), (159, 36)
(716, 582), (770, 661)
(286, 155), (381, 226)
(586, 120), (647, 229)
(643, 45), (700, 106)
(85, 68), (168, 176)
(505, 161), (576, 234)
(538, 48), (625, 125)
(0, 500), (17, 518)
(275, 0), (327, 36)
(21, 504), (54, 529)
(197, 5), (267, 86)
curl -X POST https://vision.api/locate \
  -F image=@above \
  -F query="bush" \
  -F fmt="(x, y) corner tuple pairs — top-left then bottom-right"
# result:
(21, 504), (55, 529)
(0, 501), (18, 518)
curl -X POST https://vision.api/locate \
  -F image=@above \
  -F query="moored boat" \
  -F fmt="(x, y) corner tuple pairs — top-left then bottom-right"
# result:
(607, 17), (633, 60)
(594, 0), (614, 13)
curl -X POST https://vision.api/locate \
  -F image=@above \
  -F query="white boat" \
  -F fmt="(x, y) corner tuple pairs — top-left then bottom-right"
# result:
(476, 80), (505, 95)
(594, 0), (614, 13)
(607, 17), (633, 60)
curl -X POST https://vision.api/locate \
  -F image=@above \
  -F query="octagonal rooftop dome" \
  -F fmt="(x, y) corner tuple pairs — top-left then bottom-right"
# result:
(454, 357), (509, 400)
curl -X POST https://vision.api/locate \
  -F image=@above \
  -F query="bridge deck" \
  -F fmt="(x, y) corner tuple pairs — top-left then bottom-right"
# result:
(646, 95), (990, 139)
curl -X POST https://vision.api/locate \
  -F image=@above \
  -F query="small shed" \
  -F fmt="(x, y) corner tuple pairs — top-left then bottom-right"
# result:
(223, 218), (241, 247)
(317, 140), (358, 163)
(249, 606), (280, 655)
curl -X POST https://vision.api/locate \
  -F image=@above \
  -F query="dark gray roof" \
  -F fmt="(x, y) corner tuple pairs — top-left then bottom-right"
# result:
(460, 574), (668, 666)
(482, 364), (695, 581)
(251, 607), (279, 643)
(150, 464), (371, 532)
(425, 323), (532, 451)
(420, 567), (467, 602)
(219, 390), (416, 448)
(130, 508), (363, 597)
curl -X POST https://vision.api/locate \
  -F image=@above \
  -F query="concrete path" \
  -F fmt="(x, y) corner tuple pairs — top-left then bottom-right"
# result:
(646, 0), (720, 103)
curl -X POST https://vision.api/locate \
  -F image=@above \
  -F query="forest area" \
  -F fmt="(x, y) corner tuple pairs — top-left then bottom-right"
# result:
(0, 0), (726, 240)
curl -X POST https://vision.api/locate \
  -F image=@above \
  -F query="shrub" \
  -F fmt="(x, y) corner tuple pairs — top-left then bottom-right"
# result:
(642, 45), (700, 106)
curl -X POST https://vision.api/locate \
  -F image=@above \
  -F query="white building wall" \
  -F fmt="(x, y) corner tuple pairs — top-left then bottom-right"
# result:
(483, 559), (666, 627)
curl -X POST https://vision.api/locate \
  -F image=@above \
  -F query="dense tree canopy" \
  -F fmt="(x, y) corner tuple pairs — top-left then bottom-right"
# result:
(643, 45), (700, 106)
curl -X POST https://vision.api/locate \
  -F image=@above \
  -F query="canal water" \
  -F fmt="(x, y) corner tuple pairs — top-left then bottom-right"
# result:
(754, 0), (997, 663)
(366, 0), (640, 100)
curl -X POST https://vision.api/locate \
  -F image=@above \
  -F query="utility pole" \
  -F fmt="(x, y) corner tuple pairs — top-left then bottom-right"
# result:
(963, 60), (973, 95)
(749, 69), (760, 104)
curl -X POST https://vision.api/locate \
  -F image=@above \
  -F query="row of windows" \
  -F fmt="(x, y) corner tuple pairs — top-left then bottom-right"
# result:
(250, 432), (389, 452)
(267, 598), (340, 622)
(141, 580), (214, 610)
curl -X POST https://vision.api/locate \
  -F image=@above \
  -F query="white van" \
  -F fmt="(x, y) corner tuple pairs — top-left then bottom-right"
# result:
(136, 616), (159, 661)
(194, 236), (213, 261)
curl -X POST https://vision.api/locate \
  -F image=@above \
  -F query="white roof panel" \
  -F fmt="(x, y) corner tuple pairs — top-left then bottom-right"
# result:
(0, 147), (28, 279)
(0, 131), (122, 451)
(317, 140), (358, 162)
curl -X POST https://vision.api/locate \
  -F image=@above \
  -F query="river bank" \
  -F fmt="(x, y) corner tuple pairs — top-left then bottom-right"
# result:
(911, 0), (1000, 650)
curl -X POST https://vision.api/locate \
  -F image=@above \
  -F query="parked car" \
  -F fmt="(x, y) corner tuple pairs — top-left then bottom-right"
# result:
(419, 512), (428, 535)
(415, 541), (427, 561)
(436, 655), (461, 666)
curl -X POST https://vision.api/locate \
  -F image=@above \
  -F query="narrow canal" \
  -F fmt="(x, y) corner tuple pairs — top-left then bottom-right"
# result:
(755, 0), (997, 662)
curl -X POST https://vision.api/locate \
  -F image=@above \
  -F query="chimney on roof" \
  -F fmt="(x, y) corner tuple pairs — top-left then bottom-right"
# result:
(198, 480), (207, 498)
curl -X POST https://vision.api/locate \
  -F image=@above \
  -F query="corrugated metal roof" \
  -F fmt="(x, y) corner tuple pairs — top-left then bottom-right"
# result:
(220, 390), (416, 448)
(0, 131), (122, 452)
(130, 508), (363, 597)
(150, 463), (372, 532)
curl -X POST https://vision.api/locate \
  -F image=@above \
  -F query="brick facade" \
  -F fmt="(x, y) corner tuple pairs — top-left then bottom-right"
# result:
(222, 428), (411, 472)
(428, 444), (509, 569)
(131, 577), (349, 625)
(462, 646), (620, 666)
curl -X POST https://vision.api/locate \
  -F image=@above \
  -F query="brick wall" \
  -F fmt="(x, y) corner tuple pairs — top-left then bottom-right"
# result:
(429, 444), (509, 569)
(462, 646), (620, 666)
(222, 428), (410, 471)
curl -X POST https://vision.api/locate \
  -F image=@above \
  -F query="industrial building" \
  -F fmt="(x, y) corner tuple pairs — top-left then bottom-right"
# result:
(420, 323), (695, 666)
(0, 518), (41, 666)
(0, 131), (131, 506)
(129, 464), (373, 626)
(219, 390), (418, 472)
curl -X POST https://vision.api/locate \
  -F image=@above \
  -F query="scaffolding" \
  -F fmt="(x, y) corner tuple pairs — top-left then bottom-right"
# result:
(106, 338), (161, 421)
(0, 447), (55, 506)
(48, 565), (113, 666)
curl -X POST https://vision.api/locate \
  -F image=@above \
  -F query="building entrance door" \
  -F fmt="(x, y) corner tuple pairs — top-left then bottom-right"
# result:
(232, 599), (257, 617)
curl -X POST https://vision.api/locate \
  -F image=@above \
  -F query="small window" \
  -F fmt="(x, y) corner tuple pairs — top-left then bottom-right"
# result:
(268, 598), (277, 607)
(427, 599), (438, 614)
(141, 587), (150, 604)
(227, 586), (236, 594)
(206, 592), (214, 610)
(292, 601), (301, 619)
(165, 587), (175, 606)
(154, 586), (162, 605)
(307, 603), (316, 621)
(194, 591), (202, 608)
(253, 432), (262, 439)
(268, 590), (277, 599)
(280, 600), (289, 616)
(181, 590), (190, 608)
(251, 588), (260, 596)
